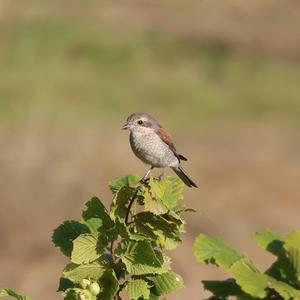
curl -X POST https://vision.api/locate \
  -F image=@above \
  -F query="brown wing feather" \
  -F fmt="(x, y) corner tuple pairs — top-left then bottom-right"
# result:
(156, 128), (188, 161)
(156, 128), (176, 152)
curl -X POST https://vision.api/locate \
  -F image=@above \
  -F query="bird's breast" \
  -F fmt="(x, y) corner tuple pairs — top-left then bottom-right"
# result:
(129, 129), (178, 168)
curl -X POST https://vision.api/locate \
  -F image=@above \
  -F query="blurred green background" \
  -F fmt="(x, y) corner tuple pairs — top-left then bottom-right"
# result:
(1, 1), (300, 299)
(2, 0), (300, 127)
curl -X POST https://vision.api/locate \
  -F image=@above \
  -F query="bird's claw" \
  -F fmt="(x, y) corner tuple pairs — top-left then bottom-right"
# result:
(140, 177), (150, 184)
(155, 174), (165, 181)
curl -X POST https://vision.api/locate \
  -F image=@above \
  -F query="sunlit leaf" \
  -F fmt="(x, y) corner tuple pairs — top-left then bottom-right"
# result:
(115, 240), (166, 275)
(82, 197), (114, 232)
(63, 262), (105, 282)
(142, 187), (168, 215)
(147, 271), (184, 296)
(52, 220), (89, 257)
(284, 230), (300, 282)
(109, 174), (140, 193)
(125, 279), (150, 300)
(135, 212), (181, 250)
(71, 234), (100, 264)
(253, 229), (284, 256)
(230, 257), (268, 298)
(110, 186), (136, 220)
(267, 276), (300, 300)
(0, 288), (31, 300)
(193, 234), (240, 269)
(148, 177), (184, 210)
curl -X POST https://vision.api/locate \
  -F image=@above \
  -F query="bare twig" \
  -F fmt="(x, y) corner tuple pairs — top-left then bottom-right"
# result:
(114, 181), (147, 299)
(125, 180), (148, 225)
(125, 188), (139, 225)
(110, 240), (115, 262)
(115, 282), (126, 300)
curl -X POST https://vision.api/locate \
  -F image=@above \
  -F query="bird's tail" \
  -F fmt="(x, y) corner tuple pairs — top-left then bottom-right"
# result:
(172, 166), (198, 188)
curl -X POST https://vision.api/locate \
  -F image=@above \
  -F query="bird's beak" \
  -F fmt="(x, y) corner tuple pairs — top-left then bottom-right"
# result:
(122, 122), (129, 130)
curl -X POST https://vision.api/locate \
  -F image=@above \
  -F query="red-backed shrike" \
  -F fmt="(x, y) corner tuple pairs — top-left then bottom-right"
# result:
(122, 112), (197, 188)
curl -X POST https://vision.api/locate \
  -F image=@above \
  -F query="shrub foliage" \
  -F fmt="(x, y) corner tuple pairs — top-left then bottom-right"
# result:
(193, 230), (300, 300)
(48, 175), (188, 300)
(0, 175), (189, 300)
(4, 174), (300, 300)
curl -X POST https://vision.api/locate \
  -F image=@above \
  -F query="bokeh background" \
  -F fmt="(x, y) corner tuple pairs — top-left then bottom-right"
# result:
(1, 0), (300, 299)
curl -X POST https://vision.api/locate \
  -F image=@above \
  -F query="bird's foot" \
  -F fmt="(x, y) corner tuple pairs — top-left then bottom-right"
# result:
(156, 173), (165, 181)
(140, 177), (150, 184)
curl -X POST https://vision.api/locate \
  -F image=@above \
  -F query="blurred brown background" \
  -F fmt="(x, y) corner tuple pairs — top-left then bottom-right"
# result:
(1, 0), (300, 299)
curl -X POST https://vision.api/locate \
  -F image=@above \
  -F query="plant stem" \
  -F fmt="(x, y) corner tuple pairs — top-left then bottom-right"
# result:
(110, 240), (115, 262)
(125, 188), (139, 225)
(118, 182), (147, 299)
(115, 282), (126, 300)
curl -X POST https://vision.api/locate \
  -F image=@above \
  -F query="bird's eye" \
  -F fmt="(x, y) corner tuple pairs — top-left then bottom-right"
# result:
(138, 120), (143, 125)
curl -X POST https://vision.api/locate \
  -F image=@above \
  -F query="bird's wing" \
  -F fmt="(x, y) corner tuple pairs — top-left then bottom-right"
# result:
(156, 127), (187, 161)
(156, 127), (176, 152)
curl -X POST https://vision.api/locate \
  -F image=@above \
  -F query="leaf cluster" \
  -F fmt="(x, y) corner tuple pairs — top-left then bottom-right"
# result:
(193, 230), (300, 300)
(50, 175), (189, 300)
(0, 288), (31, 300)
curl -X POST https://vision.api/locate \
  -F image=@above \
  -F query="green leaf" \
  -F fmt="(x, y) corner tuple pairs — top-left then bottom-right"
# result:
(135, 212), (181, 250)
(110, 186), (136, 220)
(125, 279), (150, 300)
(63, 288), (96, 300)
(57, 277), (74, 292)
(0, 288), (31, 300)
(193, 234), (240, 269)
(202, 280), (256, 299)
(285, 231), (300, 249)
(142, 188), (168, 215)
(82, 197), (114, 232)
(63, 262), (105, 283)
(71, 234), (100, 264)
(115, 218), (148, 241)
(164, 211), (186, 233)
(115, 240), (166, 275)
(284, 230), (300, 282)
(52, 220), (89, 257)
(267, 276), (300, 299)
(202, 279), (242, 297)
(159, 253), (172, 274)
(230, 257), (268, 298)
(148, 177), (184, 210)
(113, 260), (127, 280)
(266, 254), (298, 285)
(148, 293), (160, 300)
(253, 229), (284, 255)
(147, 271), (184, 296)
(109, 174), (140, 193)
(98, 270), (119, 300)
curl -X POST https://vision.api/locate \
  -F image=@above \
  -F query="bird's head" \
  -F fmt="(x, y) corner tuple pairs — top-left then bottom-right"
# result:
(122, 112), (160, 132)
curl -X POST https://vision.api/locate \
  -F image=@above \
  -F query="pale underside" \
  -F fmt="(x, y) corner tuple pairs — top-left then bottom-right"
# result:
(129, 127), (179, 168)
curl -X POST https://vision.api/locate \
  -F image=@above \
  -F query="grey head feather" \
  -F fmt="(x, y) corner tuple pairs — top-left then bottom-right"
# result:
(127, 112), (161, 129)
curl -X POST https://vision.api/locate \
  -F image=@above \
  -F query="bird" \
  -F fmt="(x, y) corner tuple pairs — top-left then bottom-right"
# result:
(122, 112), (198, 188)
